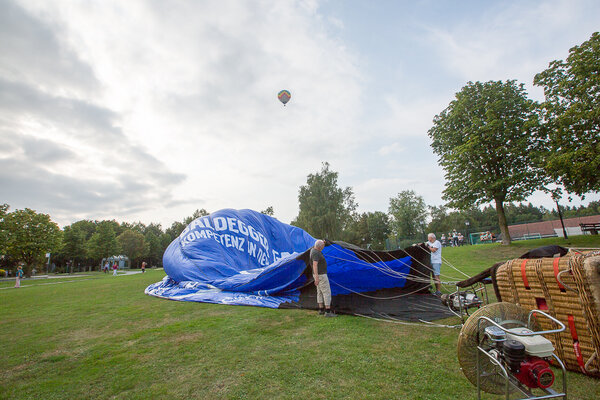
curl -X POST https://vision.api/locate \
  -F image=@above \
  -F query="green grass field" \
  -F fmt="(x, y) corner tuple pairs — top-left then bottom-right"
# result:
(2, 236), (600, 399)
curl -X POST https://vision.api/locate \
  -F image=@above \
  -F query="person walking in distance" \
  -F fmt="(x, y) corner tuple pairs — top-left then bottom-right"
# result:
(310, 240), (336, 317)
(15, 264), (24, 288)
(112, 262), (118, 276)
(141, 261), (146, 273)
(426, 233), (443, 296)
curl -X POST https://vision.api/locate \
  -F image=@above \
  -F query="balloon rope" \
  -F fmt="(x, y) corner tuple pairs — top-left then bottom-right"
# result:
(353, 313), (460, 329)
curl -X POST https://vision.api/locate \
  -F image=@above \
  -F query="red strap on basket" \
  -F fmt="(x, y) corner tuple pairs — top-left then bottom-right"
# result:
(567, 314), (587, 374)
(520, 259), (530, 289)
(553, 257), (565, 291)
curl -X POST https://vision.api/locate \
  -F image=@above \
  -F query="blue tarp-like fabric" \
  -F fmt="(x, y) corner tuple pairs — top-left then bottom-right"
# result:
(145, 209), (413, 308)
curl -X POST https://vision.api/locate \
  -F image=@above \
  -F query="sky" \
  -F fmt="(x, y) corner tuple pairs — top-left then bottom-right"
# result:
(1, 0), (599, 228)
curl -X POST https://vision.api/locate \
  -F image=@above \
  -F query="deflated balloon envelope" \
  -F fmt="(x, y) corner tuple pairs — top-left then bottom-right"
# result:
(146, 208), (450, 320)
(146, 208), (316, 307)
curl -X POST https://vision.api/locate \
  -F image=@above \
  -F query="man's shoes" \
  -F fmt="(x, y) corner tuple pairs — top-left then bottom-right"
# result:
(325, 311), (338, 317)
(318, 308), (325, 315)
(434, 291), (442, 297)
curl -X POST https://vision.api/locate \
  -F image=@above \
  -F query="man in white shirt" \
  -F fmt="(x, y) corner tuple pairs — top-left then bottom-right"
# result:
(426, 233), (442, 296)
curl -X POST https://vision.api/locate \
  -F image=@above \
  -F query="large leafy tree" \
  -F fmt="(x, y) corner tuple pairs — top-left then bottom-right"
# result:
(117, 229), (148, 267)
(534, 32), (600, 196)
(345, 211), (390, 250)
(62, 225), (87, 265)
(428, 80), (544, 244)
(142, 223), (165, 266)
(364, 211), (390, 250)
(2, 208), (62, 275)
(293, 162), (357, 239)
(86, 221), (119, 262)
(388, 190), (427, 239)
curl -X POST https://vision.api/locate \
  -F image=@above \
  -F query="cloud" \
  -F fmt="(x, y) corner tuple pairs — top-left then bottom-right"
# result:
(5, 0), (596, 228)
(0, 0), (98, 95)
(378, 142), (404, 156)
(0, 0), (364, 226)
(422, 0), (599, 97)
(0, 1), (187, 226)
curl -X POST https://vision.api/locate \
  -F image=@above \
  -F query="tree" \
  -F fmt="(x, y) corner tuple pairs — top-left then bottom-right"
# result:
(261, 206), (275, 216)
(388, 190), (427, 239)
(184, 209), (209, 225)
(534, 32), (600, 197)
(428, 80), (545, 244)
(62, 225), (87, 265)
(144, 231), (162, 266)
(166, 221), (186, 241)
(2, 208), (62, 275)
(293, 162), (357, 239)
(365, 211), (391, 250)
(86, 221), (119, 262)
(117, 229), (148, 267)
(165, 209), (209, 241)
(0, 203), (9, 255)
(142, 223), (165, 266)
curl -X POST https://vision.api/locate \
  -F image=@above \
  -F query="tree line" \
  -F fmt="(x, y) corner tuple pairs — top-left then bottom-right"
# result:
(1, 174), (598, 276)
(0, 206), (278, 276)
(290, 163), (600, 250)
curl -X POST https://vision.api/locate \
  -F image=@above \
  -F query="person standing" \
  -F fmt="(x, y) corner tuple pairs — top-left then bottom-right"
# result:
(15, 265), (24, 288)
(112, 262), (118, 276)
(141, 261), (146, 273)
(426, 233), (443, 296)
(103, 261), (109, 274)
(310, 240), (336, 317)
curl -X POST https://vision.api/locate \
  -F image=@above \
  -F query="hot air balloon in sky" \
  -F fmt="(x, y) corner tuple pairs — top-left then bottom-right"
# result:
(278, 90), (291, 106)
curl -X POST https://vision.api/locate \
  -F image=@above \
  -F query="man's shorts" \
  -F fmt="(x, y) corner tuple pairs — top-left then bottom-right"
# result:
(316, 274), (332, 306)
(431, 263), (441, 276)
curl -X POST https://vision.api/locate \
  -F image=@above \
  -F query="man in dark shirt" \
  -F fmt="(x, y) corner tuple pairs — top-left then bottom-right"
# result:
(310, 240), (336, 317)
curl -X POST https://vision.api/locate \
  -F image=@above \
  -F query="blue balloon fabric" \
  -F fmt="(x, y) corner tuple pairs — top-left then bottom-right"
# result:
(145, 209), (416, 309)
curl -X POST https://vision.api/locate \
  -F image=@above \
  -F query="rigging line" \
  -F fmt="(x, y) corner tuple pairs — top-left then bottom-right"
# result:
(326, 253), (460, 285)
(371, 242), (466, 281)
(369, 244), (463, 281)
(359, 245), (460, 282)
(418, 319), (462, 329)
(340, 246), (442, 283)
(378, 312), (462, 328)
(328, 277), (431, 299)
(440, 255), (471, 278)
(329, 244), (430, 279)
(354, 313), (458, 329)
(442, 303), (465, 319)
(328, 244), (465, 284)
(329, 245), (418, 278)
(323, 252), (463, 294)
(325, 254), (426, 282)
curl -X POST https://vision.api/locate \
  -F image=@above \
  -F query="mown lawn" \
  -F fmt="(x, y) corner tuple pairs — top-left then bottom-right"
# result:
(1, 236), (599, 399)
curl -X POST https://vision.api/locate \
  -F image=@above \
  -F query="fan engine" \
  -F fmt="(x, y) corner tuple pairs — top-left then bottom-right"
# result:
(457, 302), (567, 399)
(440, 291), (482, 311)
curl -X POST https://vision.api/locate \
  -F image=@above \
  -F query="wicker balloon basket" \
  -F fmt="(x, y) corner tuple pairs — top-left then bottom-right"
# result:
(495, 251), (600, 377)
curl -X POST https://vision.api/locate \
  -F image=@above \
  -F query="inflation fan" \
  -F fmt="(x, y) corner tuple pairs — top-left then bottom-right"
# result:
(457, 302), (567, 399)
